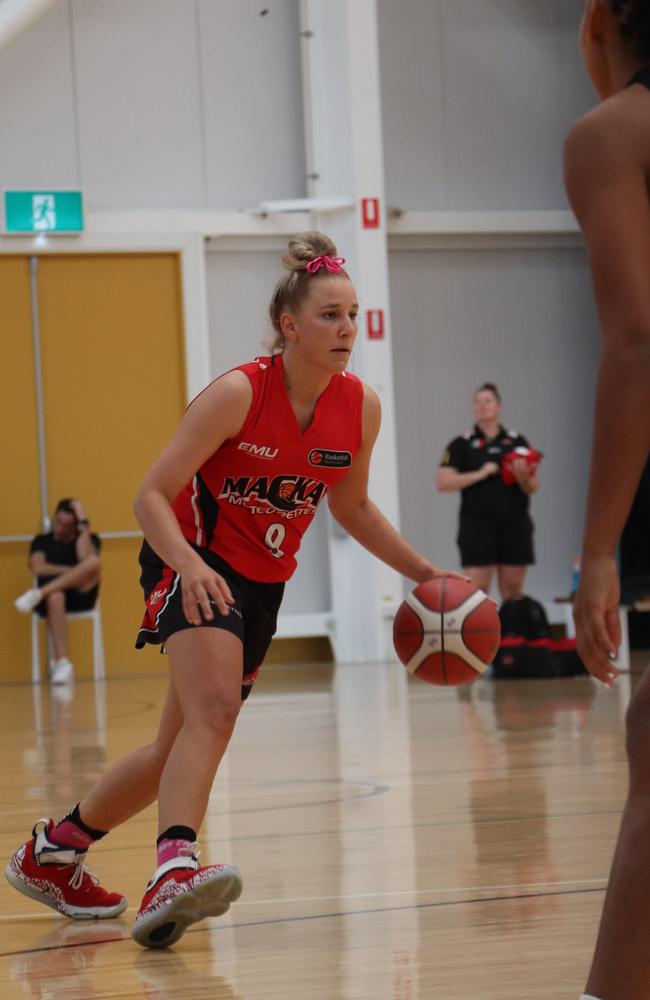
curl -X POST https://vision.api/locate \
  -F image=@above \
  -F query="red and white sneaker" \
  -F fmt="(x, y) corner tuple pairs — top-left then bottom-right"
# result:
(5, 819), (127, 919)
(132, 850), (242, 949)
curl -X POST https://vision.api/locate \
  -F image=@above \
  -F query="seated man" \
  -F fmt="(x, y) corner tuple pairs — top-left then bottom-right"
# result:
(15, 498), (101, 684)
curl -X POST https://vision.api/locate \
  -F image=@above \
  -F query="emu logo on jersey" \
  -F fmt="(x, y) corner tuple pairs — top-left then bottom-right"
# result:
(219, 474), (327, 518)
(238, 441), (279, 461)
(308, 449), (352, 468)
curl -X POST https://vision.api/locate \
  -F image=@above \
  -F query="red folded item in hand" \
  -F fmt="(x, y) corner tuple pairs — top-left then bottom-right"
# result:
(501, 446), (543, 485)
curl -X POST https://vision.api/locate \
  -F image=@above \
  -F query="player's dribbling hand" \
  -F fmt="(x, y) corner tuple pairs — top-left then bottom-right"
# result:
(573, 555), (621, 687)
(419, 564), (472, 585)
(178, 554), (235, 625)
(417, 564), (497, 606)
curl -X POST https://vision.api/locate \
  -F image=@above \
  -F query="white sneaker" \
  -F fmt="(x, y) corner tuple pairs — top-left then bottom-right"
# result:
(50, 659), (74, 685)
(14, 588), (43, 614)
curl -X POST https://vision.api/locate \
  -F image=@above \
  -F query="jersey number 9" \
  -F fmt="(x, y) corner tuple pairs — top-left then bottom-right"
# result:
(264, 523), (286, 559)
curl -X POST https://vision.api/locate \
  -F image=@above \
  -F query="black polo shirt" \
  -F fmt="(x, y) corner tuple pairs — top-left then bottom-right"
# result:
(30, 531), (101, 567)
(440, 425), (531, 521)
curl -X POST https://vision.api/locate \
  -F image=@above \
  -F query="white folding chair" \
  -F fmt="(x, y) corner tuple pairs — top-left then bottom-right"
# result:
(31, 600), (106, 683)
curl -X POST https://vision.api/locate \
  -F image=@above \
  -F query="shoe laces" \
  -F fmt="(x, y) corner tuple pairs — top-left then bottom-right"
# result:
(68, 857), (99, 892)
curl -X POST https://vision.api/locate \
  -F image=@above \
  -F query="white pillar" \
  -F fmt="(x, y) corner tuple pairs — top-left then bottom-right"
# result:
(300, 0), (402, 663)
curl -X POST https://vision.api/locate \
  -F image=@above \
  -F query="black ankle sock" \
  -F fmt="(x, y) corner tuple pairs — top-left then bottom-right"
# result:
(157, 825), (197, 844)
(60, 803), (108, 841)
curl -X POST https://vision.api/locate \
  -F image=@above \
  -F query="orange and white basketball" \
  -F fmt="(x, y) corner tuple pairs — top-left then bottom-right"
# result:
(393, 576), (500, 686)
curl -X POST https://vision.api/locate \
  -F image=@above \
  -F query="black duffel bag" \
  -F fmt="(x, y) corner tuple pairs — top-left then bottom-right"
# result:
(493, 596), (586, 678)
(493, 596), (554, 679)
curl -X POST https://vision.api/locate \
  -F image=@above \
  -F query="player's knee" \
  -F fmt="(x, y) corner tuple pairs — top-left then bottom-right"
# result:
(211, 698), (241, 734)
(45, 590), (65, 608)
(194, 697), (241, 738)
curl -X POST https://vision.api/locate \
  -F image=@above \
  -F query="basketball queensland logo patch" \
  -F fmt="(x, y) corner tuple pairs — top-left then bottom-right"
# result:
(308, 449), (352, 468)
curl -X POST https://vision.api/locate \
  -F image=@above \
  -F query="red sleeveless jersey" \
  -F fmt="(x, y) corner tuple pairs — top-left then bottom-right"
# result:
(172, 355), (364, 582)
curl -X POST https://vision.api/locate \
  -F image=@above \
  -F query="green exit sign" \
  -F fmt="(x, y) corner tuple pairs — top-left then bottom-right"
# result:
(4, 191), (84, 233)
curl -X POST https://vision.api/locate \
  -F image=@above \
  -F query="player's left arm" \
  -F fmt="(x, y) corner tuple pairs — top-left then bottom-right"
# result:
(564, 108), (650, 680)
(327, 386), (465, 585)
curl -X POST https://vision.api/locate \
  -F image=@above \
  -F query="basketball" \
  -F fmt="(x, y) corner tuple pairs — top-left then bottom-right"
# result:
(393, 576), (501, 686)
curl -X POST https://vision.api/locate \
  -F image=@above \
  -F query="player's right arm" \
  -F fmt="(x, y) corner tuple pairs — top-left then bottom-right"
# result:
(328, 387), (466, 584)
(28, 551), (69, 577)
(133, 371), (252, 625)
(436, 464), (499, 492)
(436, 437), (499, 492)
(564, 104), (650, 684)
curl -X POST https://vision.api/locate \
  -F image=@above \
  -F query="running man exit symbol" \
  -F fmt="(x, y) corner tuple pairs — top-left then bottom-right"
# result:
(32, 194), (56, 231)
(4, 191), (83, 233)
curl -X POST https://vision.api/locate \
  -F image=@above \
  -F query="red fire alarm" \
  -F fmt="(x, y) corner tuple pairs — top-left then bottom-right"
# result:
(361, 197), (380, 229)
(367, 309), (384, 340)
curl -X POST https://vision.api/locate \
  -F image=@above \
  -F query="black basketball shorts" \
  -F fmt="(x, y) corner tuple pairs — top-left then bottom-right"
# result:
(457, 513), (535, 567)
(135, 540), (284, 701)
(34, 578), (99, 618)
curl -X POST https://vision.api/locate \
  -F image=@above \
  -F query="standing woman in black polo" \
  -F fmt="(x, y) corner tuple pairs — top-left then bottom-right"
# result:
(436, 383), (539, 601)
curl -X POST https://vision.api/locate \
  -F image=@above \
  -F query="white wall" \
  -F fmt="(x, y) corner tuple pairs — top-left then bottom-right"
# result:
(389, 243), (600, 606)
(204, 246), (332, 618)
(375, 0), (602, 613)
(377, 0), (595, 210)
(0, 0), (306, 211)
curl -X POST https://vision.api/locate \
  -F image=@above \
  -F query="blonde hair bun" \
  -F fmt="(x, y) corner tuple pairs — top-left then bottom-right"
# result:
(282, 231), (338, 272)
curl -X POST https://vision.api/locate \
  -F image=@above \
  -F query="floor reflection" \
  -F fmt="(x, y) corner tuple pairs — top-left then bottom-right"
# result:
(9, 919), (126, 999)
(24, 681), (107, 805)
(458, 678), (597, 931)
(132, 950), (240, 999)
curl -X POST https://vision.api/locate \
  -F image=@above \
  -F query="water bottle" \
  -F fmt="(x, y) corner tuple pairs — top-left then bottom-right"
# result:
(570, 556), (581, 597)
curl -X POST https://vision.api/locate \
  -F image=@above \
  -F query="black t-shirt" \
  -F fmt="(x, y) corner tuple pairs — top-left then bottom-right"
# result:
(440, 425), (531, 521)
(30, 531), (101, 568)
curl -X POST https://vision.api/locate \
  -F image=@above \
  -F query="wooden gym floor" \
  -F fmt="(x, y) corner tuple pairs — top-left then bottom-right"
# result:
(1, 653), (648, 1000)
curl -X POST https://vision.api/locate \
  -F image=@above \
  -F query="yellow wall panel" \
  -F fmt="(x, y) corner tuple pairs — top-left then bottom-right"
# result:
(0, 545), (35, 682)
(37, 254), (186, 529)
(0, 257), (40, 533)
(2, 253), (186, 682)
(0, 258), (40, 683)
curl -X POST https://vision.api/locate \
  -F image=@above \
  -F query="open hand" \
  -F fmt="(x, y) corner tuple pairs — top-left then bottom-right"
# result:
(573, 555), (621, 687)
(419, 564), (471, 585)
(178, 554), (235, 625)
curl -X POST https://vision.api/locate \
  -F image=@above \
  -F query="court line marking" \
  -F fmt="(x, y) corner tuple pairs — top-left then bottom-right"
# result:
(0, 875), (609, 924)
(0, 885), (607, 958)
(202, 885), (607, 935)
(231, 876), (609, 907)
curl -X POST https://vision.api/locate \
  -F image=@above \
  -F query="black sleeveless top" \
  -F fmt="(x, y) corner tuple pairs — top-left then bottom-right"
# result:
(628, 66), (650, 89)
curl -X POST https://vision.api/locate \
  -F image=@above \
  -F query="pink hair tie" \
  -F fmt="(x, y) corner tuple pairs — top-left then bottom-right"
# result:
(305, 254), (346, 274)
